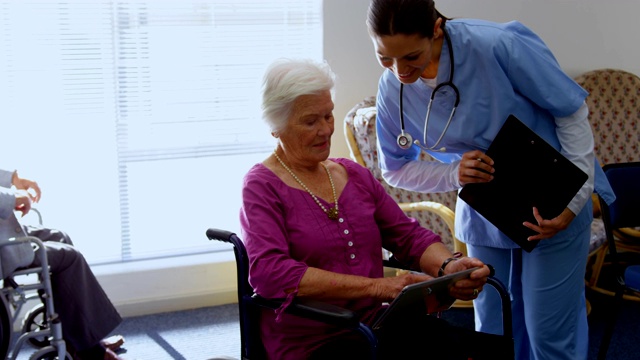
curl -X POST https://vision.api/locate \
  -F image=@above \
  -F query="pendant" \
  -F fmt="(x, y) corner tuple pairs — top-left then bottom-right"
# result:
(327, 207), (339, 220)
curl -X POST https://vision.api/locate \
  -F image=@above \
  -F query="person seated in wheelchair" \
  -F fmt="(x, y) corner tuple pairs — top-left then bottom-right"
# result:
(239, 58), (511, 360)
(1, 169), (125, 360)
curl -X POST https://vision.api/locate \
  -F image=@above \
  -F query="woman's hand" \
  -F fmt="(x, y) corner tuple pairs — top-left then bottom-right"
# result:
(12, 172), (41, 203)
(14, 190), (33, 217)
(372, 272), (434, 302)
(445, 257), (491, 300)
(373, 256), (490, 302)
(524, 207), (575, 241)
(445, 256), (490, 301)
(458, 150), (494, 186)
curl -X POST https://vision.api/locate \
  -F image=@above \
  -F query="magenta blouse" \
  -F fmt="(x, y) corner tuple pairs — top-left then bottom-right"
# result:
(239, 158), (441, 359)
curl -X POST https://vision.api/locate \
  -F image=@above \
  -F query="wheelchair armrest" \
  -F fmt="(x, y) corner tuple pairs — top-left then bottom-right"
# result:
(383, 256), (411, 271)
(251, 294), (360, 328)
(250, 294), (282, 310)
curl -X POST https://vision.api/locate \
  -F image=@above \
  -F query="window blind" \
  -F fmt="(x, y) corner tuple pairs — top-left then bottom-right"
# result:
(0, 0), (323, 264)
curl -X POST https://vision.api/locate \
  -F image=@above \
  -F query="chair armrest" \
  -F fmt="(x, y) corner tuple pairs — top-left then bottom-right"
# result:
(30, 207), (43, 226)
(1, 236), (48, 276)
(617, 227), (640, 239)
(383, 256), (411, 271)
(13, 207), (43, 227)
(251, 271), (511, 339)
(251, 294), (360, 328)
(397, 200), (466, 255)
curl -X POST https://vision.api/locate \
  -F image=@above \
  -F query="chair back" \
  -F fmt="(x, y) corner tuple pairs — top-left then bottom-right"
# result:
(343, 97), (459, 250)
(596, 162), (640, 359)
(599, 163), (640, 235)
(206, 228), (265, 360)
(575, 69), (640, 165)
(576, 69), (640, 290)
(599, 162), (640, 276)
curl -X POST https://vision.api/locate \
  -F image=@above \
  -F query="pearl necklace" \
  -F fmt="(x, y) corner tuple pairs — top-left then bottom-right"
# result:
(273, 150), (339, 220)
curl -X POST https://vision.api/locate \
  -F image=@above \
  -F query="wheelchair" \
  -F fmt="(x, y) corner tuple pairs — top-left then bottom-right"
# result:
(1, 236), (71, 360)
(206, 228), (515, 360)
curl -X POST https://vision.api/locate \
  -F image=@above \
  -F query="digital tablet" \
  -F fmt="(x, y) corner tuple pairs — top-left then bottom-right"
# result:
(458, 115), (588, 252)
(372, 267), (480, 330)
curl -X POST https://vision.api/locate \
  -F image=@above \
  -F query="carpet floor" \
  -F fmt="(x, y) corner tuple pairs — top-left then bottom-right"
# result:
(11, 289), (640, 359)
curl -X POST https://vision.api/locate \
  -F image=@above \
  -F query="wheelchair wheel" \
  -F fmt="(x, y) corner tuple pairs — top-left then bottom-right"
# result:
(0, 295), (11, 360)
(22, 303), (51, 348)
(28, 345), (72, 360)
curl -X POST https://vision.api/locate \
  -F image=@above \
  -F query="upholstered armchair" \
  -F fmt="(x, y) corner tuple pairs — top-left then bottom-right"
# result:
(343, 96), (463, 255)
(343, 96), (471, 309)
(575, 68), (640, 300)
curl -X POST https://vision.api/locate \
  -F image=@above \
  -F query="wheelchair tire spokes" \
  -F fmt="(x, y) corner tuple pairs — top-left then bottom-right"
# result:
(22, 303), (51, 348)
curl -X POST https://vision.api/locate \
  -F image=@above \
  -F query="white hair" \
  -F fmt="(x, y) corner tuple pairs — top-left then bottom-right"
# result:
(261, 58), (336, 133)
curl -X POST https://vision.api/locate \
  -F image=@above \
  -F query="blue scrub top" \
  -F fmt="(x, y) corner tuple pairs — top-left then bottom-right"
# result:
(375, 19), (615, 248)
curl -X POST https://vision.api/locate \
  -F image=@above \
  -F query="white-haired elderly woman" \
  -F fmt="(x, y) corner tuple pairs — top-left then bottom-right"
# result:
(239, 58), (509, 360)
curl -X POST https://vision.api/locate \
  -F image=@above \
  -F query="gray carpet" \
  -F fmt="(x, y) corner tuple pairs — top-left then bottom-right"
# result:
(109, 304), (241, 360)
(11, 295), (639, 360)
(13, 304), (240, 360)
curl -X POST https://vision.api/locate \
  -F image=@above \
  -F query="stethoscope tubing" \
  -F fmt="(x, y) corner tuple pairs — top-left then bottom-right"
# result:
(397, 28), (460, 152)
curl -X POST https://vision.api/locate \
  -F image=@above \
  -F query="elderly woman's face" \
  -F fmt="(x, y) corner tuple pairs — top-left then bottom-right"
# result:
(279, 90), (334, 164)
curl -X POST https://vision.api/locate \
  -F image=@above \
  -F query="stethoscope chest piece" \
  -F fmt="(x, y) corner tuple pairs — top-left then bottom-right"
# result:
(397, 131), (413, 150)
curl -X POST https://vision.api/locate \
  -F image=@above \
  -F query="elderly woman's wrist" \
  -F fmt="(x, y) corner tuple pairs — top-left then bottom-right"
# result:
(438, 251), (463, 277)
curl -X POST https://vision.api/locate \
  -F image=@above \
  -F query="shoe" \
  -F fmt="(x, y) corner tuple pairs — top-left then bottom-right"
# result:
(104, 348), (125, 360)
(100, 335), (125, 352)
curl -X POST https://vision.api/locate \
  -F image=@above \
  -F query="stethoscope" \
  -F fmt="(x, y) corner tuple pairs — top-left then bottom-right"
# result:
(397, 29), (460, 152)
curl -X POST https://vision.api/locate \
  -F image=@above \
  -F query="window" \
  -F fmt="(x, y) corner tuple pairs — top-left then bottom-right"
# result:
(0, 0), (322, 264)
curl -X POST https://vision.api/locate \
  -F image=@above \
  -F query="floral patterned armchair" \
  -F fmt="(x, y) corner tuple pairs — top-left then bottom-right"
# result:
(575, 68), (640, 298)
(343, 96), (474, 308)
(343, 96), (464, 256)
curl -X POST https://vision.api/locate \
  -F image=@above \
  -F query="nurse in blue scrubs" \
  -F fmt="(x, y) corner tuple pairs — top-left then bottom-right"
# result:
(366, 0), (615, 359)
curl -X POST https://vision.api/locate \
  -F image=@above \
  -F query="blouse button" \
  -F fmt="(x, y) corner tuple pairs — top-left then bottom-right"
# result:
(339, 218), (344, 223)
(350, 254), (356, 259)
(344, 229), (349, 235)
(348, 241), (353, 247)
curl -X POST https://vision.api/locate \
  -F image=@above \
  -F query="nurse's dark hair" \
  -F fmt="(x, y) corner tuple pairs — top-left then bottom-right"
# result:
(367, 0), (448, 38)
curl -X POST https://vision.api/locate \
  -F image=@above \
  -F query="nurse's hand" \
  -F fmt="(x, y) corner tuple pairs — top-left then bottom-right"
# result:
(524, 207), (576, 241)
(458, 151), (494, 186)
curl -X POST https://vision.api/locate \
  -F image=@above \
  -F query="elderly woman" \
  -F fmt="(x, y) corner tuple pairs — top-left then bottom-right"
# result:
(239, 58), (509, 360)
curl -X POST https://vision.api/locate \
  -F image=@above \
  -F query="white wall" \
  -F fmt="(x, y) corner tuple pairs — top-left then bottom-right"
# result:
(98, 0), (640, 317)
(324, 0), (382, 159)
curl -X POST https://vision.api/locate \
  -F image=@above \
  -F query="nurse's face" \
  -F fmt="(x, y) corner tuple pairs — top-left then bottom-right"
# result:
(371, 33), (433, 84)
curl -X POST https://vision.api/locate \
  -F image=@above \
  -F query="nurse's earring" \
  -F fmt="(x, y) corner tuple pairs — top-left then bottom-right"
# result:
(397, 131), (413, 150)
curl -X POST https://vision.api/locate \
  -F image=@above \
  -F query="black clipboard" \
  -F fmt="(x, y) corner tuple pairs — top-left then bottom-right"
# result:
(372, 267), (479, 330)
(458, 115), (588, 252)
